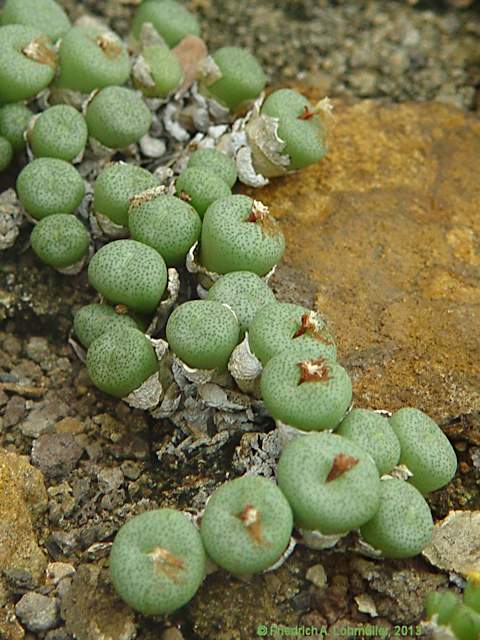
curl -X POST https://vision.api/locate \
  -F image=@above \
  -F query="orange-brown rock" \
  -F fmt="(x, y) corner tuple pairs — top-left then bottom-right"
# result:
(246, 99), (480, 421)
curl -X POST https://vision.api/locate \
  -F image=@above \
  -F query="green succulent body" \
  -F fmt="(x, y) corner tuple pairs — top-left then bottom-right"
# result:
(110, 509), (206, 615)
(88, 239), (167, 314)
(248, 302), (336, 365)
(128, 194), (201, 266)
(425, 591), (461, 626)
(360, 478), (433, 558)
(131, 0), (201, 47)
(135, 44), (183, 98)
(277, 432), (381, 534)
(29, 105), (87, 161)
(30, 214), (89, 269)
(207, 271), (276, 335)
(464, 577), (480, 614)
(73, 303), (140, 349)
(337, 409), (401, 476)
(166, 300), (240, 370)
(0, 136), (13, 171)
(206, 47), (266, 111)
(262, 89), (310, 120)
(86, 326), (158, 398)
(449, 605), (480, 640)
(176, 167), (231, 218)
(57, 26), (130, 93)
(86, 86), (152, 149)
(0, 25), (57, 103)
(260, 350), (352, 431)
(0, 103), (33, 151)
(17, 157), (85, 219)
(390, 408), (457, 494)
(200, 475), (293, 576)
(187, 147), (237, 188)
(94, 162), (160, 228)
(200, 195), (285, 276)
(1, 0), (70, 41)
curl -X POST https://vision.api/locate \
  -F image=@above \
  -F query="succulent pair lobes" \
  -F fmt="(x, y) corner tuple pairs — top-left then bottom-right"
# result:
(73, 303), (140, 350)
(109, 509), (206, 616)
(133, 43), (184, 98)
(175, 167), (231, 218)
(187, 148), (238, 189)
(200, 475), (293, 576)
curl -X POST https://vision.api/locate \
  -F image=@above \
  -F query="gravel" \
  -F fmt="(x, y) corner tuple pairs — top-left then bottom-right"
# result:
(15, 592), (60, 633)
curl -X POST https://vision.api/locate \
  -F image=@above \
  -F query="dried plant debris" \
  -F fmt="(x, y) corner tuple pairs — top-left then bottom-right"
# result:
(0, 189), (24, 250)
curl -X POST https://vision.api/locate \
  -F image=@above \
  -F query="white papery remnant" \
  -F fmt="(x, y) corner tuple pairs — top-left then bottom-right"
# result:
(145, 268), (180, 337)
(0, 189), (23, 251)
(422, 510), (480, 575)
(93, 211), (129, 238)
(298, 527), (347, 551)
(228, 334), (262, 395)
(124, 371), (163, 410)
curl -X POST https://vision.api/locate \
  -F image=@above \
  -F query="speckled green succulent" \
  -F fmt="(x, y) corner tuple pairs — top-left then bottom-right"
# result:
(337, 409), (401, 476)
(1, 0), (70, 41)
(88, 239), (167, 314)
(204, 47), (266, 111)
(200, 475), (293, 576)
(16, 157), (85, 219)
(261, 89), (310, 121)
(129, 194), (201, 266)
(85, 86), (152, 149)
(175, 167), (231, 218)
(30, 214), (89, 269)
(187, 148), (237, 189)
(277, 432), (380, 534)
(56, 25), (130, 93)
(360, 478), (433, 558)
(73, 303), (140, 349)
(390, 407), (457, 494)
(131, 0), (200, 47)
(134, 44), (183, 98)
(260, 349), (352, 431)
(207, 271), (276, 335)
(93, 162), (160, 228)
(200, 195), (285, 276)
(0, 25), (57, 103)
(86, 326), (158, 398)
(29, 105), (87, 162)
(248, 301), (336, 365)
(0, 103), (33, 151)
(0, 137), (13, 171)
(110, 509), (205, 616)
(166, 300), (240, 371)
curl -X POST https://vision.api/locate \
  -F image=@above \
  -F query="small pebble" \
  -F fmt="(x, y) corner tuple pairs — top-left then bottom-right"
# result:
(15, 592), (60, 633)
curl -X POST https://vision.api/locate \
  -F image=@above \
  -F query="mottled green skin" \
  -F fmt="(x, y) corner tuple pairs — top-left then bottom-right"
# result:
(136, 45), (183, 98)
(94, 162), (159, 227)
(0, 137), (13, 171)
(360, 478), (433, 559)
(450, 605), (480, 640)
(464, 578), (480, 614)
(0, 26), (56, 103)
(0, 103), (33, 151)
(206, 47), (266, 111)
(261, 351), (352, 431)
(425, 591), (461, 625)
(200, 195), (285, 276)
(207, 271), (276, 334)
(73, 303), (139, 349)
(390, 408), (457, 494)
(261, 89), (310, 120)
(129, 195), (201, 266)
(176, 167), (231, 218)
(337, 409), (401, 476)
(131, 0), (200, 47)
(1, 0), (70, 41)
(200, 476), (293, 576)
(110, 509), (205, 615)
(30, 105), (87, 162)
(166, 300), (239, 370)
(86, 327), (158, 398)
(57, 26), (130, 93)
(188, 148), (237, 188)
(17, 158), (85, 219)
(86, 86), (151, 149)
(88, 240), (167, 314)
(248, 302), (336, 365)
(30, 214), (89, 269)
(277, 433), (380, 533)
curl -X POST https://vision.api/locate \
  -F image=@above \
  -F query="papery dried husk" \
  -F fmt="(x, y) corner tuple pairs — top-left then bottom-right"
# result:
(228, 334), (262, 396)
(124, 371), (163, 410)
(139, 133), (166, 158)
(197, 382), (250, 412)
(353, 536), (384, 559)
(245, 110), (290, 179)
(275, 419), (310, 446)
(0, 189), (24, 251)
(131, 53), (157, 94)
(420, 620), (456, 640)
(422, 510), (480, 575)
(56, 243), (94, 275)
(68, 336), (87, 363)
(93, 211), (129, 238)
(150, 381), (181, 418)
(186, 241), (221, 290)
(48, 86), (87, 109)
(383, 464), (413, 481)
(298, 528), (347, 551)
(171, 354), (218, 385)
(145, 268), (180, 337)
(263, 536), (297, 573)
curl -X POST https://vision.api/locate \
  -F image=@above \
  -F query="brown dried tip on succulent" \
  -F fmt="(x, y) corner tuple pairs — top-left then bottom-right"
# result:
(298, 358), (331, 385)
(237, 504), (265, 545)
(129, 186), (167, 209)
(179, 190), (192, 203)
(326, 453), (359, 482)
(114, 304), (129, 315)
(95, 34), (123, 59)
(246, 200), (280, 236)
(297, 97), (334, 121)
(147, 546), (185, 583)
(22, 36), (57, 68)
(293, 312), (334, 345)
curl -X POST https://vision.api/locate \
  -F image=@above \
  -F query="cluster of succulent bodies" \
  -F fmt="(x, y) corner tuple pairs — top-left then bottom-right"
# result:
(425, 575), (480, 640)
(0, 0), (460, 624)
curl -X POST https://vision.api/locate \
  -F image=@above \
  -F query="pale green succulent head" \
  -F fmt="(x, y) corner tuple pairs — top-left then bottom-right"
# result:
(30, 213), (89, 269)
(1, 0), (70, 41)
(73, 303), (140, 349)
(29, 105), (87, 162)
(187, 147), (237, 189)
(175, 167), (231, 218)
(131, 0), (200, 47)
(0, 103), (33, 151)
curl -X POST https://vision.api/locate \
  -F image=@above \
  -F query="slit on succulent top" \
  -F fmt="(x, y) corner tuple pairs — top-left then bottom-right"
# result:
(298, 358), (332, 385)
(236, 504), (267, 546)
(326, 453), (359, 482)
(147, 546), (185, 584)
(245, 200), (281, 237)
